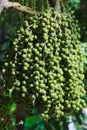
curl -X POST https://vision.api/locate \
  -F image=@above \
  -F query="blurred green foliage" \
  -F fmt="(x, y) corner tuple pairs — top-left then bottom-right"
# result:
(81, 43), (87, 72)
(72, 0), (87, 42)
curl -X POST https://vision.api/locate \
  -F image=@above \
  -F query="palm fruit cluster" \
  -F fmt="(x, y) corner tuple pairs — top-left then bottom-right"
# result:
(2, 9), (86, 120)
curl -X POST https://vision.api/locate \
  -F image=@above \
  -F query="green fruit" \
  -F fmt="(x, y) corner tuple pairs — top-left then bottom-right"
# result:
(22, 93), (25, 97)
(22, 86), (27, 93)
(4, 62), (8, 67)
(2, 68), (6, 73)
(23, 66), (28, 71)
(11, 70), (16, 76)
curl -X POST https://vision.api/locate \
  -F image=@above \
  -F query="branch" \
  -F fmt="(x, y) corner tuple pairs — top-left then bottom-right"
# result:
(0, 1), (39, 15)
(55, 0), (61, 12)
(12, 5), (40, 15)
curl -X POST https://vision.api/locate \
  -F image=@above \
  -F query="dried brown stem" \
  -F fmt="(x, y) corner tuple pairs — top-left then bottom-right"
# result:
(12, 5), (39, 15)
(3, 2), (40, 15)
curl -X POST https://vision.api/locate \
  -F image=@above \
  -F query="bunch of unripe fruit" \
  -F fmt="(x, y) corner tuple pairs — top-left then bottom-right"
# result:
(2, 9), (86, 120)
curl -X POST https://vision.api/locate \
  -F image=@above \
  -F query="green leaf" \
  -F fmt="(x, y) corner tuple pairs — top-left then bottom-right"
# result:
(5, 127), (9, 130)
(37, 124), (45, 130)
(24, 116), (37, 128)
(8, 103), (16, 113)
(72, 0), (80, 4)
(32, 109), (37, 115)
